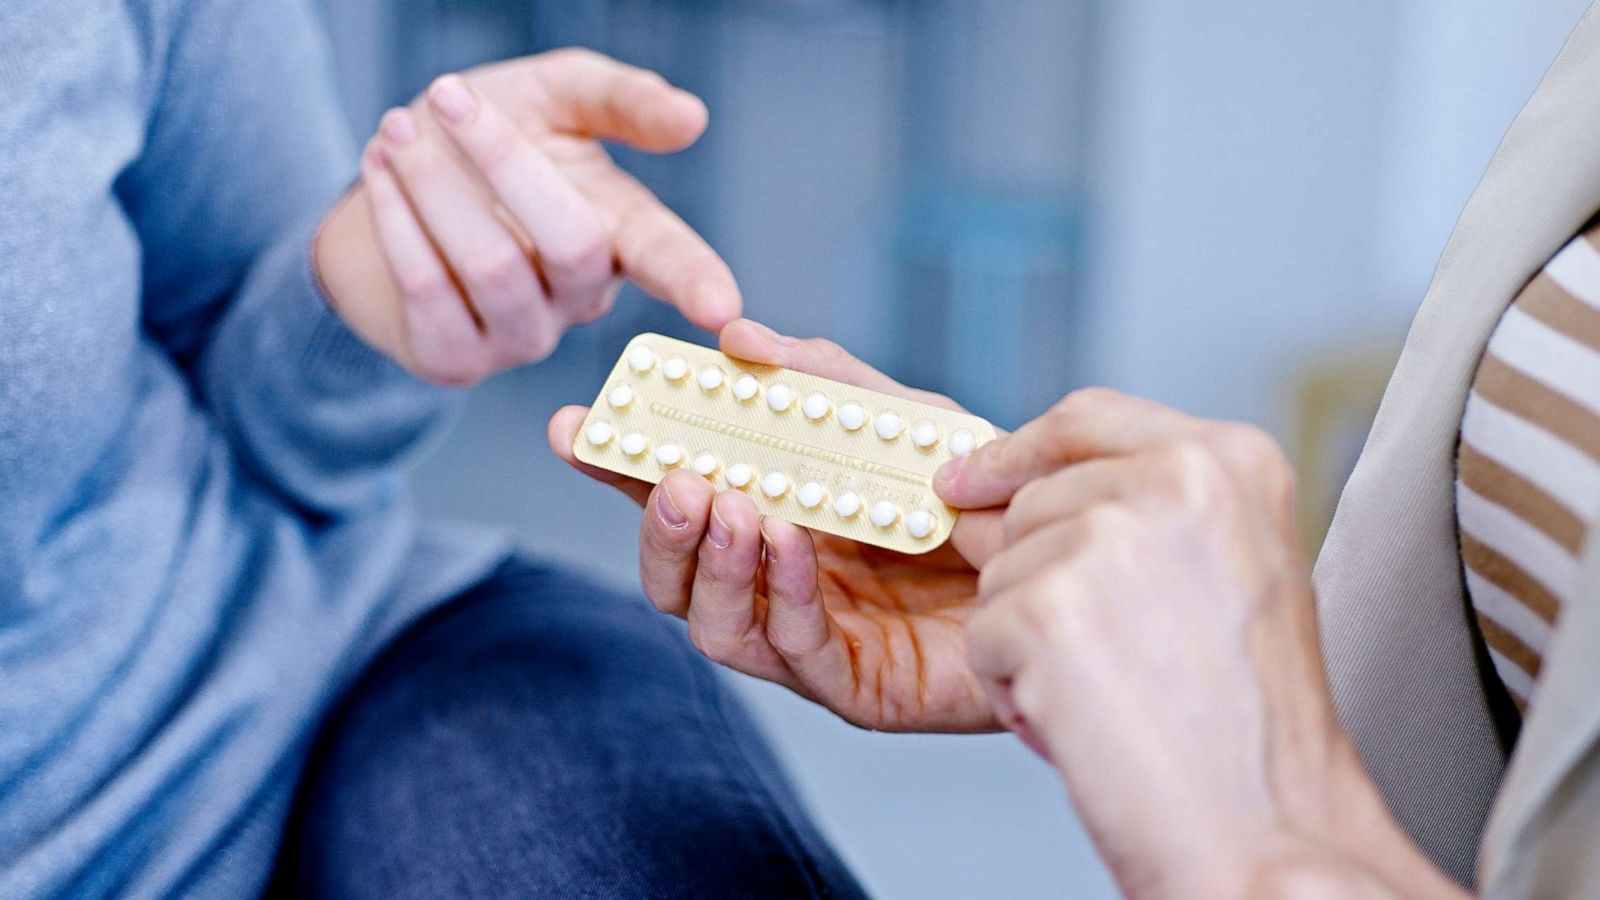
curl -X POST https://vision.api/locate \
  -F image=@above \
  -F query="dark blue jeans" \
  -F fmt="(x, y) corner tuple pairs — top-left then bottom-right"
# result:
(271, 557), (864, 899)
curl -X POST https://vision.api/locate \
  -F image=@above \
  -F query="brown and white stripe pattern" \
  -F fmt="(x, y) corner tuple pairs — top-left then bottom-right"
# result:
(1457, 223), (1600, 711)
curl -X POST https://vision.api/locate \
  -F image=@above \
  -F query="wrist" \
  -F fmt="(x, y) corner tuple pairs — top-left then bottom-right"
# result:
(1252, 739), (1466, 899)
(311, 184), (410, 361)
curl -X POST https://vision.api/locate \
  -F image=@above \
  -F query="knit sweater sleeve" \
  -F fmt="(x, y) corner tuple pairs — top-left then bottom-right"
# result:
(118, 0), (457, 517)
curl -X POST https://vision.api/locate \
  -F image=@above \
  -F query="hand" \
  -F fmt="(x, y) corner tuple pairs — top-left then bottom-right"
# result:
(548, 319), (1006, 732)
(936, 389), (1462, 898)
(315, 49), (739, 385)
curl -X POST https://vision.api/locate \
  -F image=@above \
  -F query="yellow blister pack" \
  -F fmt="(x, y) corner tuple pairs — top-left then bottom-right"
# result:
(574, 333), (997, 554)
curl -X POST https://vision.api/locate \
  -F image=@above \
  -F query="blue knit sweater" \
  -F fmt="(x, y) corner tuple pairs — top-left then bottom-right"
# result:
(0, 2), (508, 895)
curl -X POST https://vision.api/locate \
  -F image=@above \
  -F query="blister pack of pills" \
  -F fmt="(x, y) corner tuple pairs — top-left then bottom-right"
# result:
(574, 333), (998, 554)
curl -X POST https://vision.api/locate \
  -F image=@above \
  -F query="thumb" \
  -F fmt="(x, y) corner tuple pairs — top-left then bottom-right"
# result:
(934, 387), (1202, 509)
(521, 49), (708, 152)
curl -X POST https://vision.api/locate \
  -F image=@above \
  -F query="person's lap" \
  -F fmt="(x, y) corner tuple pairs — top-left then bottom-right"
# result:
(270, 556), (862, 899)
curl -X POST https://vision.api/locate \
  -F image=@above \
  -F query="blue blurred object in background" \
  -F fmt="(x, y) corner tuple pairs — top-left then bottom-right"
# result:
(312, 1), (1594, 895)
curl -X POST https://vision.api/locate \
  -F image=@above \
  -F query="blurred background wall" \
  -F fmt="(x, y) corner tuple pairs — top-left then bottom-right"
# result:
(313, 1), (1594, 895)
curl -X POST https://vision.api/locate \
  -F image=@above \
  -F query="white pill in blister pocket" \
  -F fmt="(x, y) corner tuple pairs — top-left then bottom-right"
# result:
(833, 492), (862, 518)
(950, 429), (977, 458)
(725, 463), (754, 488)
(607, 384), (635, 410)
(627, 346), (656, 373)
(869, 499), (900, 528)
(697, 366), (725, 392)
(760, 471), (789, 499)
(692, 452), (719, 477)
(837, 402), (865, 431)
(797, 482), (826, 509)
(620, 432), (649, 457)
(766, 383), (795, 412)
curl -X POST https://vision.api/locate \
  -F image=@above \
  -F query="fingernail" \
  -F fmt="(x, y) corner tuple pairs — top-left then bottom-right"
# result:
(708, 507), (733, 549)
(380, 108), (417, 145)
(758, 518), (777, 562)
(428, 75), (477, 124)
(363, 142), (387, 169)
(657, 485), (687, 528)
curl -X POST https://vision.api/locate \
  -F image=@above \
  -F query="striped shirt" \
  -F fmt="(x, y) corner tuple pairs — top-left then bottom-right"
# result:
(1456, 220), (1600, 713)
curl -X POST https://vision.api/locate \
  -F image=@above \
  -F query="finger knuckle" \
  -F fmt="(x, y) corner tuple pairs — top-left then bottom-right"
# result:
(1153, 440), (1224, 504)
(428, 72), (465, 102)
(566, 282), (620, 325)
(1020, 575), (1075, 642)
(802, 337), (850, 365)
(1081, 501), (1136, 540)
(516, 326), (561, 365)
(1209, 422), (1279, 469)
(394, 266), (450, 305)
(474, 128), (520, 175)
(542, 229), (611, 278)
(1003, 479), (1048, 541)
(1209, 422), (1294, 503)
(975, 563), (1004, 600)
(464, 244), (531, 296)
(413, 348), (490, 388)
(545, 46), (604, 68)
(1051, 386), (1121, 422)
(1045, 387), (1119, 444)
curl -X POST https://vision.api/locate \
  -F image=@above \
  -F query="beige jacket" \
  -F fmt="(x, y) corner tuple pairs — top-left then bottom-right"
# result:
(1315, 3), (1600, 894)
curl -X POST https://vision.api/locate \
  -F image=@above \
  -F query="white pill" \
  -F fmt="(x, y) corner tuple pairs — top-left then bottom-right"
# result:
(837, 402), (866, 431)
(606, 384), (635, 410)
(766, 383), (794, 412)
(797, 481), (827, 509)
(620, 432), (649, 457)
(733, 374), (761, 402)
(950, 429), (977, 458)
(869, 499), (900, 529)
(696, 366), (725, 392)
(662, 356), (690, 381)
(654, 443), (683, 467)
(832, 491), (862, 518)
(801, 392), (831, 421)
(905, 508), (936, 539)
(692, 452), (719, 477)
(759, 471), (789, 499)
(725, 463), (754, 488)
(910, 420), (940, 449)
(873, 411), (903, 440)
(627, 345), (656, 373)
(584, 421), (615, 447)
